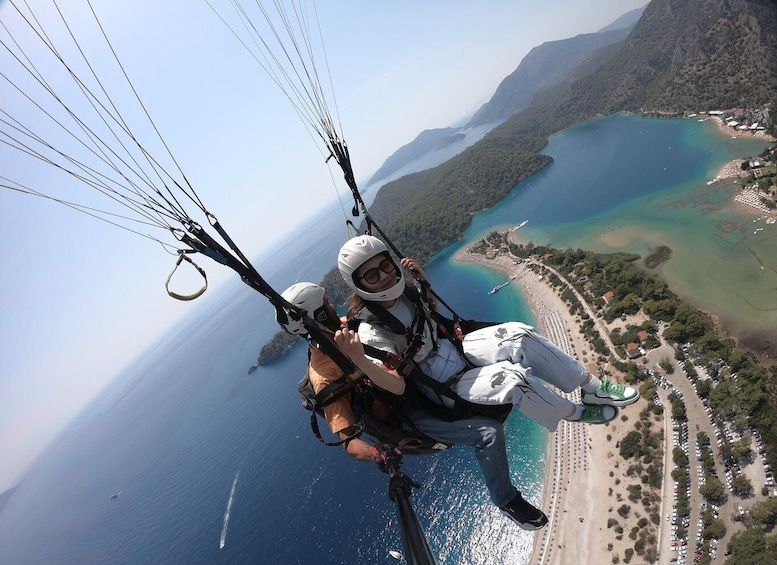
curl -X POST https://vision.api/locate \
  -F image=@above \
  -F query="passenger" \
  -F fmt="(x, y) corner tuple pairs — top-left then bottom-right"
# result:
(334, 234), (640, 434)
(279, 280), (549, 530)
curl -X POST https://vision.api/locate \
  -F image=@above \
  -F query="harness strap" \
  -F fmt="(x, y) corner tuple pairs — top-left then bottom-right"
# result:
(310, 413), (364, 447)
(307, 327), (357, 376)
(359, 341), (463, 404)
(307, 374), (366, 447)
(356, 320), (511, 422)
(314, 377), (353, 407)
(306, 363), (451, 451)
(362, 286), (440, 376)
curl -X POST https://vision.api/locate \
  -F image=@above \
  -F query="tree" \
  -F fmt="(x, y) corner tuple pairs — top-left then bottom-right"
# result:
(670, 395), (687, 421)
(731, 438), (753, 464)
(695, 379), (713, 399)
(644, 335), (661, 349)
(646, 463), (662, 489)
(699, 477), (726, 505)
(746, 497), (777, 529)
(703, 518), (726, 540)
(692, 334), (726, 356)
(663, 303), (709, 343)
(627, 484), (643, 502)
(620, 431), (643, 459)
(731, 474), (753, 497)
(642, 298), (677, 321)
(673, 446), (688, 468)
(727, 348), (749, 373)
(726, 527), (777, 565)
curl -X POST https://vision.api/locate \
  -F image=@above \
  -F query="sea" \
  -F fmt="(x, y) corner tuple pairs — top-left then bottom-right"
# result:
(0, 114), (770, 565)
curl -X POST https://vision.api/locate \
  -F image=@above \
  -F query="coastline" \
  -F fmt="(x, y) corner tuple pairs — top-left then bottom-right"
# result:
(709, 115), (776, 144)
(454, 247), (646, 565)
(704, 146), (777, 357)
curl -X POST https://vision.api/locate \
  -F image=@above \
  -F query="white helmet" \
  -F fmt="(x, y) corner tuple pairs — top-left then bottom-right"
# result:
(338, 235), (405, 301)
(277, 282), (326, 335)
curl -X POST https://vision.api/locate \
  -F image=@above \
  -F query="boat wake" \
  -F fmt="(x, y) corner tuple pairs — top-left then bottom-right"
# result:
(220, 469), (241, 549)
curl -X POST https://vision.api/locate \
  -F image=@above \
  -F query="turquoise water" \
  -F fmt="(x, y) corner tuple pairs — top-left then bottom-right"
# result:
(0, 113), (768, 564)
(461, 114), (773, 349)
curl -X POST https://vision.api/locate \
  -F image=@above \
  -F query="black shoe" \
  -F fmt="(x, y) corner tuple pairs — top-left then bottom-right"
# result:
(499, 492), (548, 530)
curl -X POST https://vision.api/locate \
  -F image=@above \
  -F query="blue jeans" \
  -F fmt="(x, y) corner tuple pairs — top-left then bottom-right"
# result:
(402, 397), (517, 507)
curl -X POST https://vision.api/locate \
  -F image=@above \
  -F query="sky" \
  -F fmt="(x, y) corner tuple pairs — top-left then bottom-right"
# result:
(0, 0), (648, 492)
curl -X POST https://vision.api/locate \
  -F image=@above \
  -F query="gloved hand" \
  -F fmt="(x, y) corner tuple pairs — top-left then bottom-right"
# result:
(370, 442), (403, 473)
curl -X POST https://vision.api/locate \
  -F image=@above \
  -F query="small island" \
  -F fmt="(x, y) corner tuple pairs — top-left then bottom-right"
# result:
(644, 245), (672, 269)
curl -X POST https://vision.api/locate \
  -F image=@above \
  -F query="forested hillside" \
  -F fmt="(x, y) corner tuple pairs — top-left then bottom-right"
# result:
(468, 28), (631, 128)
(369, 0), (776, 263)
(561, 0), (777, 114)
(368, 8), (644, 187)
(367, 127), (461, 187)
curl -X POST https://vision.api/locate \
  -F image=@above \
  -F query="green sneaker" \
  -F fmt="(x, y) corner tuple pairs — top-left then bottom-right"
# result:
(581, 375), (640, 407)
(568, 404), (619, 424)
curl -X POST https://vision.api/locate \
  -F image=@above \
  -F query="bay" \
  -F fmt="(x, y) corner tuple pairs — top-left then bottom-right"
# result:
(0, 113), (769, 564)
(465, 114), (773, 350)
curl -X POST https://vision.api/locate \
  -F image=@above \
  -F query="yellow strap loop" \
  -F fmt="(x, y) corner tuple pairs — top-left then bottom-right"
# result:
(166, 253), (208, 301)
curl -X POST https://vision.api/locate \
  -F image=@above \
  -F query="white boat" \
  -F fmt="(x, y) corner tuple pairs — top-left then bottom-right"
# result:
(389, 549), (404, 560)
(511, 220), (529, 231)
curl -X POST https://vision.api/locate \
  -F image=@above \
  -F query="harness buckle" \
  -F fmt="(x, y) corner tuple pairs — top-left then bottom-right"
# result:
(382, 352), (415, 378)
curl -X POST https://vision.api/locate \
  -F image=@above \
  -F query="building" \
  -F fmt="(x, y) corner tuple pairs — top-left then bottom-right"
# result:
(626, 343), (642, 359)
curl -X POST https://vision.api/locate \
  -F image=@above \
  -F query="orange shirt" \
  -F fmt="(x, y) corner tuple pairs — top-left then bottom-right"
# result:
(308, 346), (358, 435)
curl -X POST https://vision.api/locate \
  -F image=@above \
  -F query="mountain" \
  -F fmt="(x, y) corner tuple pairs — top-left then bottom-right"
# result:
(367, 127), (465, 187)
(469, 4), (647, 128)
(466, 28), (633, 128)
(365, 0), (776, 263)
(0, 486), (18, 515)
(597, 5), (647, 33)
(560, 0), (777, 114)
(366, 6), (646, 187)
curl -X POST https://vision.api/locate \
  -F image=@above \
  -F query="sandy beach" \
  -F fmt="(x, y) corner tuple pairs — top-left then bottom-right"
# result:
(454, 247), (650, 565)
(709, 115), (775, 143)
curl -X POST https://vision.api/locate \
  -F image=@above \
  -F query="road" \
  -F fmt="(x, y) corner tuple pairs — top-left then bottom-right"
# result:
(483, 247), (772, 564)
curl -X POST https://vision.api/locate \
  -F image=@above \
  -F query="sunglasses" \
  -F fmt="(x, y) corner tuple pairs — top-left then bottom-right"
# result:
(358, 257), (397, 285)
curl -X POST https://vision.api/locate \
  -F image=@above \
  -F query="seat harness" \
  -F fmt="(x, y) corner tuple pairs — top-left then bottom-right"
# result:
(299, 338), (452, 454)
(351, 286), (511, 423)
